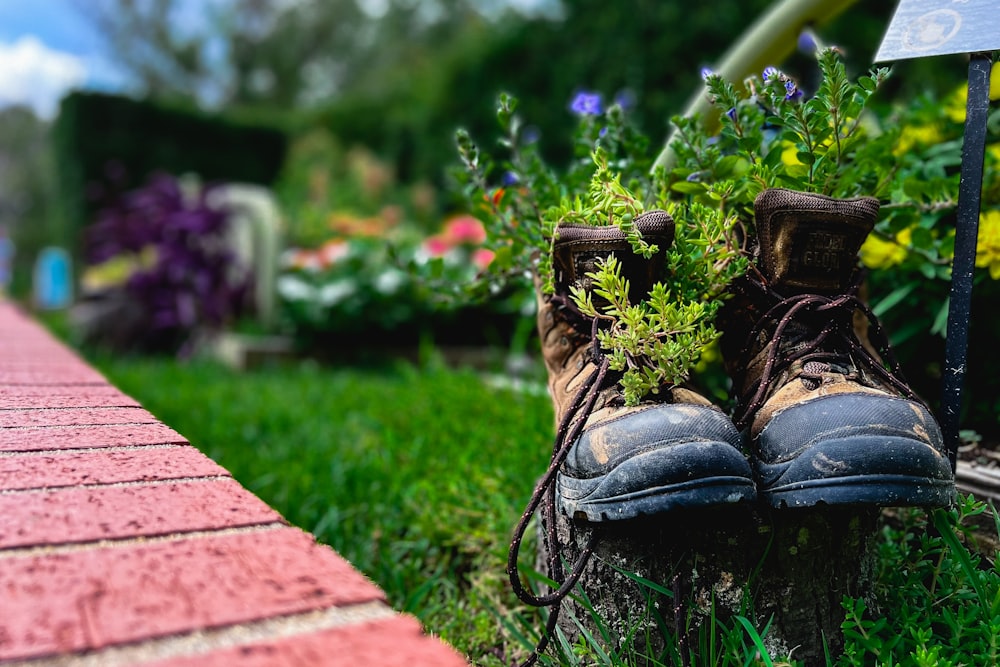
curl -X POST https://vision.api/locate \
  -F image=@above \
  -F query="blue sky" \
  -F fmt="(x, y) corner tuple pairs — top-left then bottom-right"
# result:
(0, 0), (127, 119)
(0, 0), (557, 119)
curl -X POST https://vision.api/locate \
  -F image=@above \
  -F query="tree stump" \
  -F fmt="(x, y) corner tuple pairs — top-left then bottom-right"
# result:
(536, 504), (880, 665)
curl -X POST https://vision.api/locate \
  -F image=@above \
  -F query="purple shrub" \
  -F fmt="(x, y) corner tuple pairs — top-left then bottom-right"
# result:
(82, 172), (249, 354)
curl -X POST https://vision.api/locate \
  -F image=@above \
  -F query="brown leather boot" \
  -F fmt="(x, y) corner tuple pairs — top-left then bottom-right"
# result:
(536, 210), (755, 522)
(719, 188), (954, 509)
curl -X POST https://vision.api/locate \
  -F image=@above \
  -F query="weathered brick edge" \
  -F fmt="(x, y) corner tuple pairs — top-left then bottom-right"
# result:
(0, 301), (470, 667)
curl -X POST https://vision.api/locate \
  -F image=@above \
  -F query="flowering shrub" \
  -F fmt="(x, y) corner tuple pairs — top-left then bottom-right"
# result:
(276, 210), (530, 346)
(453, 46), (1000, 428)
(274, 129), (439, 248)
(271, 125), (533, 349)
(454, 48), (902, 404)
(847, 70), (1000, 433)
(76, 173), (249, 355)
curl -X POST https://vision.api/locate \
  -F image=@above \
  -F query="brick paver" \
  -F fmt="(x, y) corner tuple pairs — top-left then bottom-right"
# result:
(146, 616), (467, 667)
(0, 405), (157, 428)
(0, 422), (188, 453)
(0, 479), (281, 548)
(1, 528), (383, 661)
(0, 445), (228, 490)
(0, 384), (140, 409)
(0, 300), (469, 666)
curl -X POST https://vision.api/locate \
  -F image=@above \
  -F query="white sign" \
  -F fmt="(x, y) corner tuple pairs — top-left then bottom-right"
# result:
(874, 0), (1000, 63)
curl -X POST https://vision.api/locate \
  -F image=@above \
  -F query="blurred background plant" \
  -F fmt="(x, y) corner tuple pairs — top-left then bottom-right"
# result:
(273, 132), (533, 354)
(73, 171), (250, 355)
(855, 68), (1000, 441)
(453, 39), (1000, 436)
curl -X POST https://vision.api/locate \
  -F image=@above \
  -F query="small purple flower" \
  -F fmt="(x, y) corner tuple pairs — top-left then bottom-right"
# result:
(762, 66), (779, 83)
(700, 67), (714, 81)
(501, 171), (520, 186)
(521, 125), (541, 145)
(570, 92), (603, 116)
(797, 28), (818, 54)
(613, 88), (636, 110)
(599, 126), (608, 138)
(784, 80), (803, 101)
(726, 107), (737, 121)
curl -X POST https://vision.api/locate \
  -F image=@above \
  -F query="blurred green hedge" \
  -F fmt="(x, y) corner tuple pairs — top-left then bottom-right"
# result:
(303, 0), (940, 199)
(51, 91), (289, 253)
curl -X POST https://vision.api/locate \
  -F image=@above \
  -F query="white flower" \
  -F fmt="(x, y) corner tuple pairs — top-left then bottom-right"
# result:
(318, 279), (356, 306)
(374, 268), (406, 295)
(276, 275), (316, 301)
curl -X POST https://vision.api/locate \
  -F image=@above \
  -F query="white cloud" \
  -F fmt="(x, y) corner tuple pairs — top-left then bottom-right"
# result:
(0, 35), (86, 119)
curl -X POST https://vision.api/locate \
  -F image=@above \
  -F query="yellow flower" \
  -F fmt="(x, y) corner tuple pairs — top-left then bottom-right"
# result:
(976, 209), (1000, 279)
(694, 338), (721, 375)
(780, 141), (803, 167)
(860, 228), (910, 270)
(943, 67), (1000, 123)
(80, 247), (158, 292)
(893, 124), (944, 156)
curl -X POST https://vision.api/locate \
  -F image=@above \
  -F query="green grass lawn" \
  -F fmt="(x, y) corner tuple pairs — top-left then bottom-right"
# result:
(87, 351), (553, 663)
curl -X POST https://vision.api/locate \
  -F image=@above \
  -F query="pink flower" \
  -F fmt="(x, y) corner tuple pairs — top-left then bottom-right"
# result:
(318, 240), (349, 267)
(423, 236), (450, 257)
(443, 215), (487, 245)
(472, 248), (495, 270)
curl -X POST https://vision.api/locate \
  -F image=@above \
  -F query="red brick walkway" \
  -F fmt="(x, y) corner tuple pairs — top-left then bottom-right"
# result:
(0, 300), (469, 666)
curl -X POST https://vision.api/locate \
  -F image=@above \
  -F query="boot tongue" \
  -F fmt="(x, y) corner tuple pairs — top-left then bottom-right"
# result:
(554, 210), (675, 306)
(754, 188), (879, 294)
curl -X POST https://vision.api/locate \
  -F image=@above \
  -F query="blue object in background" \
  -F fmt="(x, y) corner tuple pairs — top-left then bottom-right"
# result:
(34, 247), (73, 309)
(0, 233), (13, 295)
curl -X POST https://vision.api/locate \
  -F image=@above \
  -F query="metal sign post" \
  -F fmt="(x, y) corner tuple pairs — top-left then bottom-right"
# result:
(875, 0), (997, 471)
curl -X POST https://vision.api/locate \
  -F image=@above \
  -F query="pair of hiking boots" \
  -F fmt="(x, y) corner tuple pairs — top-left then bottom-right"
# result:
(538, 188), (955, 521)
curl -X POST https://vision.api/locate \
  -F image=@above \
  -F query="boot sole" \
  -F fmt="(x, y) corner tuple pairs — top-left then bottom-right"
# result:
(755, 435), (955, 509)
(557, 475), (757, 522)
(763, 474), (955, 509)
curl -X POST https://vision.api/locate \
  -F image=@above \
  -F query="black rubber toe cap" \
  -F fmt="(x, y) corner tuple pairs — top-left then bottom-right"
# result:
(564, 403), (745, 480)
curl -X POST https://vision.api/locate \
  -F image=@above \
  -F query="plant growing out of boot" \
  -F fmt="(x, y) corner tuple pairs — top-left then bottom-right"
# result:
(459, 101), (757, 516)
(529, 149), (753, 522)
(560, 153), (748, 407)
(459, 101), (757, 662)
(671, 46), (956, 509)
(672, 46), (895, 207)
(506, 150), (755, 667)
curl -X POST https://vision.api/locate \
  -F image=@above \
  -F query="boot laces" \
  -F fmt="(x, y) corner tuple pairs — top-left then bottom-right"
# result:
(506, 294), (616, 666)
(733, 267), (918, 431)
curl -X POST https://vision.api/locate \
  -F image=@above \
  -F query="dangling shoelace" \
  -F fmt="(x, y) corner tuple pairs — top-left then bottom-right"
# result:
(732, 268), (918, 431)
(505, 297), (613, 666)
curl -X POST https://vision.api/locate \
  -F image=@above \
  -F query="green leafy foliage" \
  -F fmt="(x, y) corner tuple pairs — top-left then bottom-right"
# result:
(661, 47), (1000, 435)
(454, 47), (916, 405)
(456, 91), (746, 405)
(670, 47), (892, 227)
(837, 496), (1000, 667)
